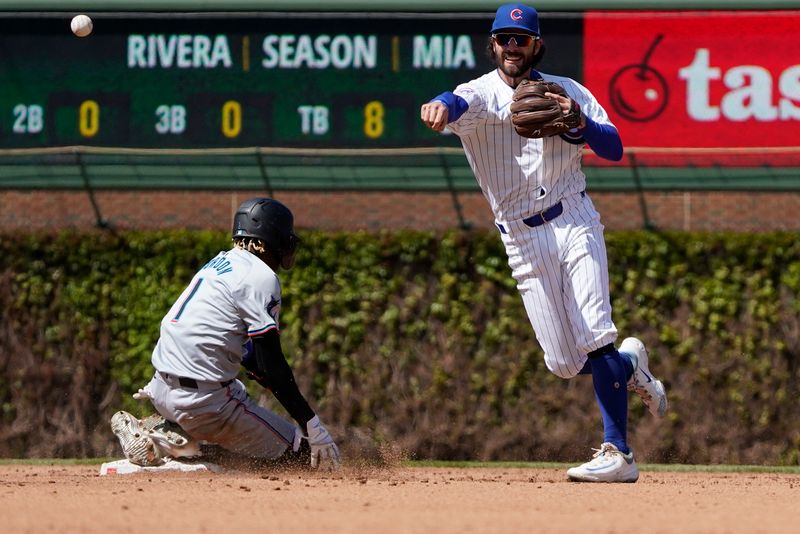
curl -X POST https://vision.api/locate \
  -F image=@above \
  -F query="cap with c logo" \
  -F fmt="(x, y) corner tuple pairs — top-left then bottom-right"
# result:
(491, 3), (540, 35)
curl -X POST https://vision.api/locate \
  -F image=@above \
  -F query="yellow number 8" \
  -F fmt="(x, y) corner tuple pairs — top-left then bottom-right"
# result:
(363, 101), (384, 139)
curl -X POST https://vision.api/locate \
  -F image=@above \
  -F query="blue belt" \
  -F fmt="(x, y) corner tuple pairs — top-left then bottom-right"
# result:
(497, 201), (563, 235)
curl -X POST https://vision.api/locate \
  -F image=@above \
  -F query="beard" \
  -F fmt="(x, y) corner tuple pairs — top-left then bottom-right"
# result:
(494, 47), (536, 78)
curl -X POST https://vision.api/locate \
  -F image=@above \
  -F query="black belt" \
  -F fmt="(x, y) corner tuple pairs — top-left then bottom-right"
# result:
(158, 372), (233, 389)
(178, 376), (234, 389)
(497, 201), (563, 234)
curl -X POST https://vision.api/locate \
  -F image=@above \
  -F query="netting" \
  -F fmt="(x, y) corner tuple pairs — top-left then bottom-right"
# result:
(0, 145), (799, 192)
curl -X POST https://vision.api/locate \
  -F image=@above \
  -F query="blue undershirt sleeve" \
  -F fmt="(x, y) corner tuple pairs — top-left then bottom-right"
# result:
(580, 116), (624, 161)
(431, 91), (469, 123)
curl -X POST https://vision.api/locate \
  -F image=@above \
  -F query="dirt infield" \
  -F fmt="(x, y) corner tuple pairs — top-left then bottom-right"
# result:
(1, 464), (799, 533)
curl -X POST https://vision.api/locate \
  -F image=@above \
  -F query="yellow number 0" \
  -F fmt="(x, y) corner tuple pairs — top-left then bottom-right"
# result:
(222, 101), (241, 138)
(79, 100), (99, 138)
(363, 101), (384, 139)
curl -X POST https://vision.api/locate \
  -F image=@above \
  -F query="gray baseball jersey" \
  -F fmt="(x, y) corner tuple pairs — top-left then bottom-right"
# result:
(144, 246), (297, 459)
(152, 247), (281, 382)
(446, 70), (618, 376)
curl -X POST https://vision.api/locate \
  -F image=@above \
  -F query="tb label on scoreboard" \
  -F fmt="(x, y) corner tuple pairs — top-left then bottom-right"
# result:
(297, 106), (329, 135)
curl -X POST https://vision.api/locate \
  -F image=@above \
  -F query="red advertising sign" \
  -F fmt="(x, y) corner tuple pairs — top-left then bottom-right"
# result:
(584, 11), (800, 156)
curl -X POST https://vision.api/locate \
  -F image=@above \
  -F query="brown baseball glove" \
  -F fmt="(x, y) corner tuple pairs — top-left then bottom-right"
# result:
(510, 80), (583, 138)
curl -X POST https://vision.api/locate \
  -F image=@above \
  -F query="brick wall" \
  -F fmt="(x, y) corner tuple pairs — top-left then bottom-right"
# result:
(1, 190), (799, 232)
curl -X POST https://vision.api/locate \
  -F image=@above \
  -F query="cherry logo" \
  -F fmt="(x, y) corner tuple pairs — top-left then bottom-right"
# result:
(510, 8), (523, 20)
(609, 35), (669, 122)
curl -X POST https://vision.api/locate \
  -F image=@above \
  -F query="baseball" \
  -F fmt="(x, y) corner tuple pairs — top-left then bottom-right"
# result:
(70, 15), (93, 37)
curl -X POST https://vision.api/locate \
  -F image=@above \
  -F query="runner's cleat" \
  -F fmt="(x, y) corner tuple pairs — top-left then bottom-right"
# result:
(111, 411), (161, 466)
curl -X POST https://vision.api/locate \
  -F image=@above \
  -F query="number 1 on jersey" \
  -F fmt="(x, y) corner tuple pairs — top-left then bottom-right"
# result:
(170, 278), (204, 323)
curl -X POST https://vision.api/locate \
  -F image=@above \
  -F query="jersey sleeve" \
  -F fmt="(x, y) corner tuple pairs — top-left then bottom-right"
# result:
(446, 82), (487, 136)
(233, 267), (282, 337)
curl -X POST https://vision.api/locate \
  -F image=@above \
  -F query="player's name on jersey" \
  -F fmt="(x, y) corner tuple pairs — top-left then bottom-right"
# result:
(202, 255), (233, 276)
(126, 34), (476, 70)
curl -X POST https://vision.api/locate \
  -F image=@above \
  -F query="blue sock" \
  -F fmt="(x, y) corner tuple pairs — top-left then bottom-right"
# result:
(580, 353), (634, 378)
(589, 350), (631, 454)
(581, 351), (633, 378)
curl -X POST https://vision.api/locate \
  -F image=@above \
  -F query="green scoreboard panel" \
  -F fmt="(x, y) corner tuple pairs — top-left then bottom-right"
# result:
(0, 14), (582, 148)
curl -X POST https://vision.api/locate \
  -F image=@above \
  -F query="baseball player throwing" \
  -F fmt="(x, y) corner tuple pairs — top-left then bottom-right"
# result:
(421, 3), (667, 482)
(111, 198), (340, 470)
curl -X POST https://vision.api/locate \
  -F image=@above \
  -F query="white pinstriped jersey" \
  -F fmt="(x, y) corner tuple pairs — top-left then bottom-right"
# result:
(151, 247), (281, 382)
(447, 69), (615, 224)
(442, 68), (620, 375)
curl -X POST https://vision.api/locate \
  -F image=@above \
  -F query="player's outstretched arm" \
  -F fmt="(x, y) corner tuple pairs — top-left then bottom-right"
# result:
(243, 331), (341, 469)
(420, 101), (449, 131)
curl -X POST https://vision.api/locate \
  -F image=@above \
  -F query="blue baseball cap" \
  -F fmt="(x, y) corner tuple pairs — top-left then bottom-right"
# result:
(491, 3), (540, 35)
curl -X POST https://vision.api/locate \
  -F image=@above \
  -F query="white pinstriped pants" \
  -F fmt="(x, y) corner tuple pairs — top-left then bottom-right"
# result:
(498, 191), (618, 379)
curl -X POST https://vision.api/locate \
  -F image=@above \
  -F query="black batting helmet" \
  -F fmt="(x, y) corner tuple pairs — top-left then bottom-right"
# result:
(232, 197), (299, 269)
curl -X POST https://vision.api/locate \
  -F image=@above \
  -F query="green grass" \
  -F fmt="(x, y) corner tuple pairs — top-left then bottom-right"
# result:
(404, 460), (800, 474)
(2, 458), (798, 474)
(0, 458), (112, 466)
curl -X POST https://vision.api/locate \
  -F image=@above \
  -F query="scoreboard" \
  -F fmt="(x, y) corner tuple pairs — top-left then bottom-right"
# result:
(0, 13), (582, 148)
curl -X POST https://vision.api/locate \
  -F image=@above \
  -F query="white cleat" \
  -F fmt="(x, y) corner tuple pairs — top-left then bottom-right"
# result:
(111, 411), (161, 466)
(620, 337), (668, 418)
(140, 414), (201, 460)
(567, 442), (639, 483)
(111, 411), (201, 466)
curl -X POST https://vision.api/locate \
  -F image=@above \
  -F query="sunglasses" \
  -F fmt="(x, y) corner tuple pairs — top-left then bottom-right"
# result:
(493, 33), (538, 48)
